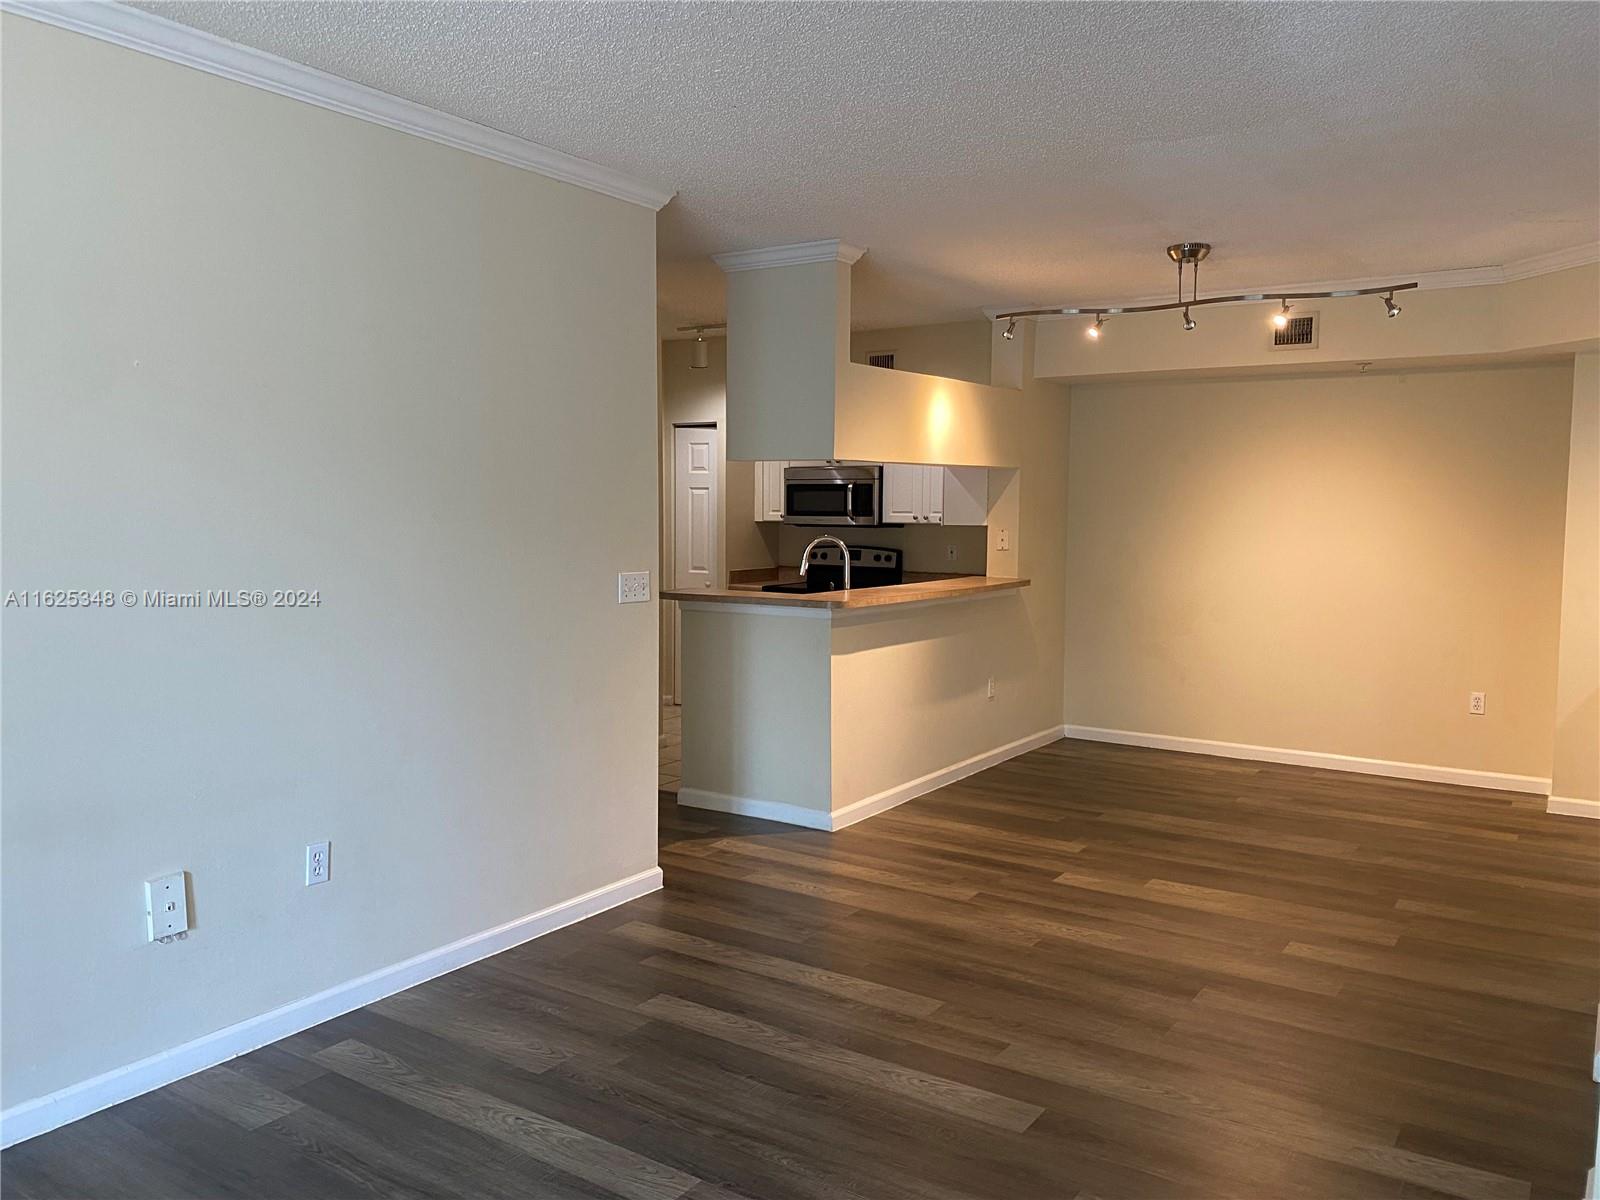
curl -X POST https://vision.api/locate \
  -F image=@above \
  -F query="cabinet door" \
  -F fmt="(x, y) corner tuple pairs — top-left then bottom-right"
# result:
(883, 463), (923, 523)
(755, 461), (787, 522)
(923, 465), (944, 525)
(940, 467), (989, 526)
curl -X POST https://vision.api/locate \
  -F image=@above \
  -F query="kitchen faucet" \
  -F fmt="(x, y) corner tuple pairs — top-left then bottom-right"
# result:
(799, 535), (851, 590)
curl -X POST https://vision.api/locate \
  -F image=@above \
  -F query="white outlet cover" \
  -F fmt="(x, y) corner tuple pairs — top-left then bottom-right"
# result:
(618, 572), (651, 603)
(145, 872), (189, 941)
(1469, 692), (1486, 715)
(306, 841), (330, 886)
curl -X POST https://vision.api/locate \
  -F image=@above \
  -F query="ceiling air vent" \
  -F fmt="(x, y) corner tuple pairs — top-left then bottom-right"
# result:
(1270, 313), (1319, 349)
(865, 352), (896, 370)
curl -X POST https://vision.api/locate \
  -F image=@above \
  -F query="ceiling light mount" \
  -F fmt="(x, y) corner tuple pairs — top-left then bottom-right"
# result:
(1165, 242), (1212, 266)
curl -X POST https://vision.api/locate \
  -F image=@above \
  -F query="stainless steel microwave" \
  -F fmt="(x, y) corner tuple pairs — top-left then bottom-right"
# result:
(782, 464), (882, 526)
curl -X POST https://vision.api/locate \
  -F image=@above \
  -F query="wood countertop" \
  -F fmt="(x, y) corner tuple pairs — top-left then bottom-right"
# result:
(663, 573), (1030, 610)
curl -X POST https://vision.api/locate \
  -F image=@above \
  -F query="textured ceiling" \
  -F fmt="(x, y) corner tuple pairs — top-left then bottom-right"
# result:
(137, 1), (1600, 330)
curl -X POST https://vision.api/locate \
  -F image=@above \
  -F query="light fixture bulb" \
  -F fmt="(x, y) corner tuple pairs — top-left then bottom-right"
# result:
(1087, 315), (1104, 340)
(1383, 292), (1402, 319)
(1002, 317), (1017, 341)
(1182, 307), (1196, 331)
(1272, 300), (1293, 329)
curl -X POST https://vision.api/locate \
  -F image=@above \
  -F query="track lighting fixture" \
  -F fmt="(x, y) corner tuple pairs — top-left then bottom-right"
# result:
(676, 322), (727, 369)
(994, 243), (1417, 347)
(1002, 317), (1017, 341)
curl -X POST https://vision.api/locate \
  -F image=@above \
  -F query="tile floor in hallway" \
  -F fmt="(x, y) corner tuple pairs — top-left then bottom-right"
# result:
(659, 702), (680, 794)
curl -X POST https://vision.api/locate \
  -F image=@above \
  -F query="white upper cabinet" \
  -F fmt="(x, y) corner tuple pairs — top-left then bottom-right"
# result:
(883, 463), (925, 523)
(883, 464), (988, 526)
(753, 460), (787, 522)
(940, 466), (989, 526)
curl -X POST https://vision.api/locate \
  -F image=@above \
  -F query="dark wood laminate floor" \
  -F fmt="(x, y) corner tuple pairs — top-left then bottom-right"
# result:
(6, 739), (1598, 1199)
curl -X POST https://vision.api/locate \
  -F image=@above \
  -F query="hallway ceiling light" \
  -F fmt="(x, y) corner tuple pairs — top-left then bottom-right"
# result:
(678, 323), (726, 369)
(994, 243), (1417, 343)
(1002, 317), (1017, 340)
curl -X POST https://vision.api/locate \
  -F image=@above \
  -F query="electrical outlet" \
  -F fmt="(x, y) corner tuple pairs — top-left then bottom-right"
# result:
(986, 676), (996, 701)
(996, 529), (1011, 552)
(145, 872), (189, 941)
(945, 544), (958, 562)
(1468, 692), (1486, 716)
(305, 841), (330, 886)
(618, 572), (651, 604)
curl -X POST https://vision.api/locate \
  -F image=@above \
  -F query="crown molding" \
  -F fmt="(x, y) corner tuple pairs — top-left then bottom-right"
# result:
(1502, 243), (1600, 281)
(981, 243), (1600, 321)
(1, 0), (675, 211)
(714, 240), (867, 273)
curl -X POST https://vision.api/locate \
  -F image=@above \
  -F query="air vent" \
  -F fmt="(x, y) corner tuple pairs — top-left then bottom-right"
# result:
(1271, 313), (1319, 349)
(865, 352), (896, 369)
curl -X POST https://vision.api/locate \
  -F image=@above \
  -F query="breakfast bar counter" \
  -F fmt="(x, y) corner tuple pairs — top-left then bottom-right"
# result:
(663, 573), (1028, 610)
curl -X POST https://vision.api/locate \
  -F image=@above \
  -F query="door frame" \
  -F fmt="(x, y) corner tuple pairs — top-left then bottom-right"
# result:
(664, 421), (721, 706)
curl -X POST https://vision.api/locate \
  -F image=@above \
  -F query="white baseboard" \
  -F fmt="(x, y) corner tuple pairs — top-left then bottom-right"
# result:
(678, 725), (1065, 832)
(1061, 725), (1550, 794)
(675, 788), (834, 830)
(829, 726), (1066, 830)
(0, 866), (663, 1149)
(1548, 795), (1600, 820)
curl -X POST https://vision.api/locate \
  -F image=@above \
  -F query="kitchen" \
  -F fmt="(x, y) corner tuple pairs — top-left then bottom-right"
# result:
(661, 239), (1069, 830)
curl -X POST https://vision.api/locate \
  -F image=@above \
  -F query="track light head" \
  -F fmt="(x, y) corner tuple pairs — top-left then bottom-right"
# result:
(1087, 314), (1105, 340)
(689, 333), (710, 369)
(1272, 300), (1293, 329)
(1383, 292), (1402, 319)
(1002, 317), (1017, 341)
(1182, 306), (1196, 332)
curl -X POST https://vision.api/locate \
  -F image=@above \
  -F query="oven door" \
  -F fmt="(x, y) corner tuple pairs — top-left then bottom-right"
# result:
(782, 465), (881, 526)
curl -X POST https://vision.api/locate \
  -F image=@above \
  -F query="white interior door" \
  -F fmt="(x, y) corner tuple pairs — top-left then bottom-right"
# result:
(672, 424), (719, 702)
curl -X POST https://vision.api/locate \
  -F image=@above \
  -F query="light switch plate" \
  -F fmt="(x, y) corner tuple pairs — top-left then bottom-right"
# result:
(618, 572), (651, 604)
(146, 872), (189, 941)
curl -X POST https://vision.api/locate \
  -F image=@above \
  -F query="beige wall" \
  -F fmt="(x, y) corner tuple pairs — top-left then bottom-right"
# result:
(1, 15), (658, 1110)
(851, 321), (994, 385)
(1063, 365), (1573, 780)
(679, 607), (834, 818)
(723, 260), (845, 460)
(1551, 353), (1600, 803)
